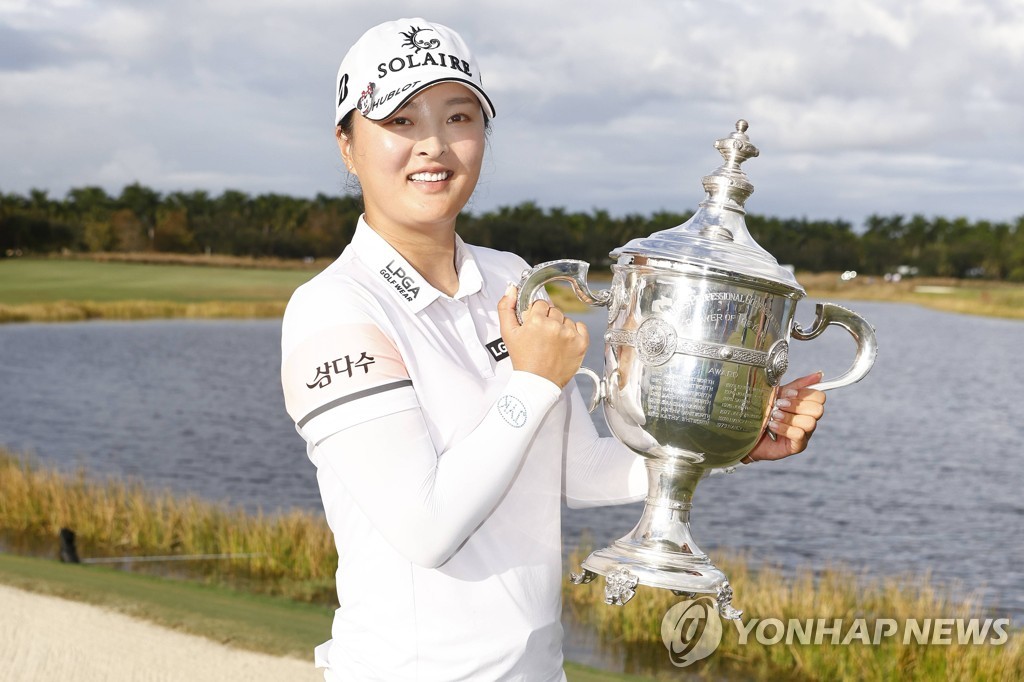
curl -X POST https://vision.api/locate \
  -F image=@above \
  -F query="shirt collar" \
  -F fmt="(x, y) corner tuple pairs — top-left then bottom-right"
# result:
(350, 215), (482, 312)
(452, 233), (483, 300)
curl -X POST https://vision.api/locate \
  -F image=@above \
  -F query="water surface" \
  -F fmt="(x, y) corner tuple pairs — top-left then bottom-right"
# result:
(1, 300), (1021, 619)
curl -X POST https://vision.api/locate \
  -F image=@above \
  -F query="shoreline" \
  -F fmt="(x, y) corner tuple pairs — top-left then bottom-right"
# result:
(0, 299), (288, 324)
(3, 283), (1024, 324)
(2, 449), (1022, 680)
(3, 257), (1023, 322)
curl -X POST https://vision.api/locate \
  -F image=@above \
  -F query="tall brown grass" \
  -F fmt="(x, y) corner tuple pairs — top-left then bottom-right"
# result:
(800, 273), (1024, 320)
(2, 448), (1019, 680)
(563, 544), (1023, 680)
(0, 449), (336, 602)
(54, 251), (327, 271)
(0, 300), (288, 323)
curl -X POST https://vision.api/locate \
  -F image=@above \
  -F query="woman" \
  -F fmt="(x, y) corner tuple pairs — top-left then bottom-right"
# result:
(281, 18), (825, 681)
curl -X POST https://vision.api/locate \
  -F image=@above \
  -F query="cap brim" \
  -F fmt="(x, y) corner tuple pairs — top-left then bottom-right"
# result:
(362, 78), (496, 121)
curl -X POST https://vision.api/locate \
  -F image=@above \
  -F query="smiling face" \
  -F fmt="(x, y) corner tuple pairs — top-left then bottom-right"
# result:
(338, 81), (486, 240)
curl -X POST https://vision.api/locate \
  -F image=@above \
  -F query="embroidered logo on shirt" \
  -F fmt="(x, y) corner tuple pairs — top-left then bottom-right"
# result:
(379, 260), (421, 301)
(485, 337), (509, 362)
(306, 353), (375, 389)
(497, 395), (527, 428)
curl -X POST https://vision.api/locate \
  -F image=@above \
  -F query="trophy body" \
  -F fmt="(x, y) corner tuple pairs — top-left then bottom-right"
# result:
(517, 121), (877, 618)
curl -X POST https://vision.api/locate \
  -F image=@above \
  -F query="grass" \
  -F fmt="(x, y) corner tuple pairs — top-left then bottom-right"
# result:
(4, 257), (1024, 323)
(0, 554), (635, 682)
(0, 257), (311, 322)
(0, 560), (639, 682)
(797, 272), (1024, 320)
(2, 447), (1021, 680)
(563, 544), (1024, 681)
(0, 258), (312, 304)
(0, 552), (331, 659)
(0, 449), (338, 604)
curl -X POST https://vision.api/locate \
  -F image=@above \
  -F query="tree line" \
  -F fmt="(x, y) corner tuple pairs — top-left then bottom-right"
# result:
(2, 183), (1023, 280)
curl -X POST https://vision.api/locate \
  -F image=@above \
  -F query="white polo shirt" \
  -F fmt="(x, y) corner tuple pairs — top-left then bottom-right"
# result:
(282, 217), (646, 681)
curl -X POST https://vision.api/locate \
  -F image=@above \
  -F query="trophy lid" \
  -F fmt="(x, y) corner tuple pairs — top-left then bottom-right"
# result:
(611, 120), (804, 294)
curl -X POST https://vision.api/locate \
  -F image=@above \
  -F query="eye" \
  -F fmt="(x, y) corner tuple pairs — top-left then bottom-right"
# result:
(387, 116), (412, 126)
(448, 112), (472, 123)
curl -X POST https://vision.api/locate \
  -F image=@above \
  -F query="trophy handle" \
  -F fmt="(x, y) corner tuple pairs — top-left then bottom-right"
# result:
(791, 302), (878, 391)
(515, 259), (612, 324)
(574, 366), (606, 413)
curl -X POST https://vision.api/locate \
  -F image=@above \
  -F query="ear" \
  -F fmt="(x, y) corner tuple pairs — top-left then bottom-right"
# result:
(336, 128), (357, 175)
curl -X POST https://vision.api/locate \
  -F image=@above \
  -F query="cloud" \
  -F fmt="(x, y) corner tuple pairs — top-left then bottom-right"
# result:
(1, 0), (1021, 228)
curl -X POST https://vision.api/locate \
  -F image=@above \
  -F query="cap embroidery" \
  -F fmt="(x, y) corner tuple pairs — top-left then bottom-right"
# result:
(400, 26), (440, 53)
(337, 74), (349, 107)
(357, 82), (375, 116)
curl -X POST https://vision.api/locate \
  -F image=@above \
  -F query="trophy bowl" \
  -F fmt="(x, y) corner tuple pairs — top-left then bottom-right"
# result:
(516, 121), (877, 618)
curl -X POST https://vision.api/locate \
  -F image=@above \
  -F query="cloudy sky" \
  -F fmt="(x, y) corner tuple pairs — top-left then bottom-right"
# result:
(2, 0), (1022, 229)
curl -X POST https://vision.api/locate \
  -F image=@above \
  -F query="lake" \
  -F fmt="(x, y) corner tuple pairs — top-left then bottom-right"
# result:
(1, 299), (1022, 620)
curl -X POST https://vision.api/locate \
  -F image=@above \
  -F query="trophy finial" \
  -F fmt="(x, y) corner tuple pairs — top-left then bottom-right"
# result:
(696, 119), (760, 240)
(712, 119), (760, 171)
(611, 115), (806, 291)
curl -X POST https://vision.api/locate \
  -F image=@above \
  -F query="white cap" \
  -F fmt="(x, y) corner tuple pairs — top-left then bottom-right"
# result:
(335, 18), (496, 125)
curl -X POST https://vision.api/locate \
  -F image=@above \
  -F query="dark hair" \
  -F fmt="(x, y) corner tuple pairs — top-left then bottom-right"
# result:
(336, 111), (355, 140)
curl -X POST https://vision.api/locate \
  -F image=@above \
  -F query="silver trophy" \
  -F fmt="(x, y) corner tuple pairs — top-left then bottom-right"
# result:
(516, 120), (877, 618)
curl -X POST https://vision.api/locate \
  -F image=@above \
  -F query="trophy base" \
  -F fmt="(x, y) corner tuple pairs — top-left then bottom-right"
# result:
(572, 541), (742, 619)
(569, 459), (742, 619)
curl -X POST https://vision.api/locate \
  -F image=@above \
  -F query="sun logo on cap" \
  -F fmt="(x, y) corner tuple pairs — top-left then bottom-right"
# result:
(400, 26), (440, 53)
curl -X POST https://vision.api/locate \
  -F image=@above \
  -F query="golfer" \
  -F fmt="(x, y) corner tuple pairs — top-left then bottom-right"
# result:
(281, 17), (826, 681)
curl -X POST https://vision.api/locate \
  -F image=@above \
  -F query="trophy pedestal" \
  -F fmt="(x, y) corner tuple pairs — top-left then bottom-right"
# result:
(570, 459), (743, 619)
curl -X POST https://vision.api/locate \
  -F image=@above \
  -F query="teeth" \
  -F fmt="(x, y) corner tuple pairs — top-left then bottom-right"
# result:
(409, 171), (450, 182)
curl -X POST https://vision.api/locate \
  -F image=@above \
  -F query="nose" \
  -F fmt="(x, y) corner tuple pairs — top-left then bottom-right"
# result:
(416, 126), (448, 158)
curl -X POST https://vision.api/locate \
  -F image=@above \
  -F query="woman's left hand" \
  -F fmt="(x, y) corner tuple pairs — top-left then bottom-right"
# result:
(744, 372), (826, 463)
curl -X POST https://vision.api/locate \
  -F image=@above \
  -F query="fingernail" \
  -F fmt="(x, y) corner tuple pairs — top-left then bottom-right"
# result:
(775, 398), (792, 409)
(783, 389), (798, 398)
(772, 409), (784, 421)
(768, 420), (780, 432)
(505, 283), (517, 297)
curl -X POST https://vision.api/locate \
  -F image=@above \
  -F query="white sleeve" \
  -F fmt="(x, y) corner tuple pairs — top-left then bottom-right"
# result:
(562, 383), (648, 509)
(314, 370), (561, 568)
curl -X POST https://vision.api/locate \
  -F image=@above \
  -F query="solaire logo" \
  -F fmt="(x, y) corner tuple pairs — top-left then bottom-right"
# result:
(660, 597), (723, 667)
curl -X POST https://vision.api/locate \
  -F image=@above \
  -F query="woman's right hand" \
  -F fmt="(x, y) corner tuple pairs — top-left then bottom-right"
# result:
(497, 285), (589, 388)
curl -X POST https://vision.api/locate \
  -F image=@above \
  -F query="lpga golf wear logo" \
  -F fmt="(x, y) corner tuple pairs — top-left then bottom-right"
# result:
(661, 597), (723, 667)
(380, 259), (421, 301)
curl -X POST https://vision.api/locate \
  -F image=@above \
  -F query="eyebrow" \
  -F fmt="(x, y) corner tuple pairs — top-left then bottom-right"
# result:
(398, 96), (477, 112)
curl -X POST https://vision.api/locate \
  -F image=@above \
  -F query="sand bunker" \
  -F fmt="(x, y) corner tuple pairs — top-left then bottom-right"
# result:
(0, 583), (321, 681)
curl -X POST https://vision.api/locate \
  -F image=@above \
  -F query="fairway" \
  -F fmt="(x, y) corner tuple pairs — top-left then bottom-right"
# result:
(0, 259), (316, 305)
